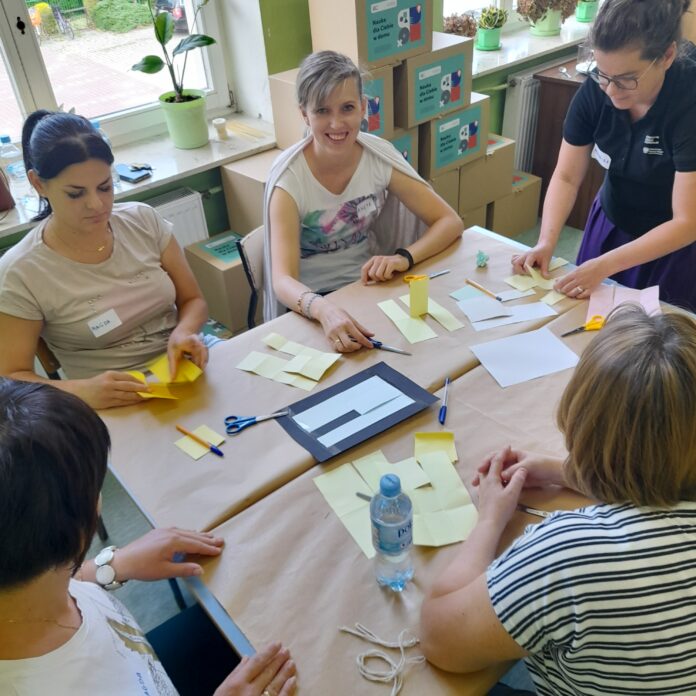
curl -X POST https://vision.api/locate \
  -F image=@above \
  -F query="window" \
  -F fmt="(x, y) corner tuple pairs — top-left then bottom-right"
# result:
(0, 0), (229, 144)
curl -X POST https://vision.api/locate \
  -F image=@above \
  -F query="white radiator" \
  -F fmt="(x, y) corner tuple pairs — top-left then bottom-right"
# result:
(502, 57), (572, 172)
(147, 187), (208, 247)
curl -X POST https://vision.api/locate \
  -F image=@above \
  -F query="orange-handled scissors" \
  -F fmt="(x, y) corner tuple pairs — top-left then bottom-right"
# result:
(561, 314), (605, 337)
(403, 274), (428, 283)
(403, 270), (450, 283)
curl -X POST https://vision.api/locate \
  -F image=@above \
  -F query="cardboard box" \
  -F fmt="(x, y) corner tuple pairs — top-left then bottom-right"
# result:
(461, 205), (486, 229)
(429, 168), (459, 211)
(362, 65), (395, 138)
(221, 149), (281, 235)
(418, 92), (490, 179)
(486, 171), (542, 238)
(185, 232), (256, 333)
(394, 31), (473, 129)
(458, 133), (515, 215)
(388, 127), (419, 171)
(309, 0), (433, 70)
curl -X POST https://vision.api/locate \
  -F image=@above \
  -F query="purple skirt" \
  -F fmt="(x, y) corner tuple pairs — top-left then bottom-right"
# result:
(577, 196), (696, 313)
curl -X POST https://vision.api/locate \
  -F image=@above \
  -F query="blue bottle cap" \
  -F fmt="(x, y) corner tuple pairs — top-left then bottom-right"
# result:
(379, 473), (401, 497)
(0, 135), (10, 144)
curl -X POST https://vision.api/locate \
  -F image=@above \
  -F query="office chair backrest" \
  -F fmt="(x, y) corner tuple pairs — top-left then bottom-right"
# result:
(236, 225), (264, 329)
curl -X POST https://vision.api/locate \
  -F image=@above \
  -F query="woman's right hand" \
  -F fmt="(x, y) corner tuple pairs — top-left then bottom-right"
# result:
(214, 643), (296, 696)
(511, 243), (554, 278)
(313, 298), (374, 353)
(76, 370), (147, 409)
(472, 448), (566, 489)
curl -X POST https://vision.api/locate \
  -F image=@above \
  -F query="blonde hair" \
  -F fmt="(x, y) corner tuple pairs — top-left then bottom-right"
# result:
(558, 305), (696, 507)
(296, 51), (362, 112)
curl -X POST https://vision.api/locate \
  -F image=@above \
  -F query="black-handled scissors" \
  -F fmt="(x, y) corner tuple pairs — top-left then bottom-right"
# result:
(224, 410), (289, 435)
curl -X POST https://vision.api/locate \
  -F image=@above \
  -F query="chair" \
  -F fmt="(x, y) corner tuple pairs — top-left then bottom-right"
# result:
(236, 225), (264, 329)
(35, 337), (187, 611)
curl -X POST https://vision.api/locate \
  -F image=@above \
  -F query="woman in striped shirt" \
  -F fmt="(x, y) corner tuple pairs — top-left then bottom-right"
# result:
(421, 305), (696, 695)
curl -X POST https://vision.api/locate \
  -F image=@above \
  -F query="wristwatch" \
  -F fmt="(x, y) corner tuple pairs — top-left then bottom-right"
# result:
(94, 545), (125, 591)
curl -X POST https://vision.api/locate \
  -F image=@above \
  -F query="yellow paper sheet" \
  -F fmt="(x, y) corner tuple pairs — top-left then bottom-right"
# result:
(342, 506), (376, 559)
(548, 257), (569, 271)
(525, 264), (556, 291)
(282, 351), (341, 381)
(352, 450), (392, 491)
(378, 299), (437, 344)
(236, 351), (317, 391)
(410, 487), (443, 514)
(262, 333), (323, 358)
(409, 276), (429, 317)
(147, 354), (203, 384)
(504, 274), (538, 292)
(127, 370), (179, 400)
(414, 432), (458, 463)
(399, 295), (464, 332)
(314, 463), (373, 518)
(540, 290), (566, 306)
(417, 451), (466, 491)
(413, 505), (478, 547)
(174, 425), (225, 460)
(353, 450), (431, 493)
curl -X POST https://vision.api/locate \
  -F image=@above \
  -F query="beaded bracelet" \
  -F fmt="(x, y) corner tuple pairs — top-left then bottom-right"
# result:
(305, 293), (322, 319)
(296, 290), (315, 316)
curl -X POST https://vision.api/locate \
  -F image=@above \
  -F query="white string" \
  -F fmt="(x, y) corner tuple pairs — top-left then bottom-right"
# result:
(339, 623), (426, 696)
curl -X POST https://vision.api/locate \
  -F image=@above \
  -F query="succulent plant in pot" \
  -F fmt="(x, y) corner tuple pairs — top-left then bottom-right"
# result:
(132, 0), (216, 149)
(517, 0), (577, 36)
(476, 5), (508, 51)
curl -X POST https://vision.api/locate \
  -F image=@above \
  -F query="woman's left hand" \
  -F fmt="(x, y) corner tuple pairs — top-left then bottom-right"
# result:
(167, 330), (208, 379)
(113, 528), (224, 582)
(361, 254), (410, 284)
(474, 446), (528, 528)
(553, 256), (610, 299)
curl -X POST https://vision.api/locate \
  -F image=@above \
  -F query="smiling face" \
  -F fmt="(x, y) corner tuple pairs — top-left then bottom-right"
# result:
(592, 45), (675, 112)
(29, 158), (114, 235)
(302, 77), (365, 157)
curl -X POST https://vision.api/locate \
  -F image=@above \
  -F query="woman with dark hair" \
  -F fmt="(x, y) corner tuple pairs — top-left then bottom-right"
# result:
(0, 111), (210, 409)
(0, 379), (296, 696)
(513, 0), (696, 311)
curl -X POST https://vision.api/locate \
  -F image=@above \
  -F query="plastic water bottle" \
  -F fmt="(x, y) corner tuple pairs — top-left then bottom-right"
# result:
(371, 473), (414, 592)
(90, 120), (120, 188)
(0, 135), (23, 179)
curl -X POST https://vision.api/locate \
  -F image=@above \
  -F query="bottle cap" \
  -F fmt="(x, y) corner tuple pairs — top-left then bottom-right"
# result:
(0, 135), (10, 144)
(379, 473), (401, 497)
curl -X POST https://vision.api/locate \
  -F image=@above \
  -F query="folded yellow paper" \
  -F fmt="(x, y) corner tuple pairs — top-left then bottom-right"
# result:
(409, 275), (429, 317)
(378, 299), (437, 344)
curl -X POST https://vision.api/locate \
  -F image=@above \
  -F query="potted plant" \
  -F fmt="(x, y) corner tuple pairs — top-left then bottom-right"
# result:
(132, 0), (216, 149)
(517, 0), (577, 36)
(443, 12), (478, 38)
(575, 0), (599, 23)
(476, 6), (508, 51)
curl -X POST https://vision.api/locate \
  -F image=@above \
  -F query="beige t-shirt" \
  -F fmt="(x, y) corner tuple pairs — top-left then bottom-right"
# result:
(0, 202), (177, 379)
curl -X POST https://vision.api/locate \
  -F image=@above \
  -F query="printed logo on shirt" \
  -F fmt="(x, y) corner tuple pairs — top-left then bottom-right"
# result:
(591, 144), (612, 170)
(643, 135), (664, 156)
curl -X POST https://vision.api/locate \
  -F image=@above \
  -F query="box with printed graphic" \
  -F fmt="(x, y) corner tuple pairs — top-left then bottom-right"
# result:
(418, 92), (490, 179)
(486, 170), (541, 238)
(309, 0), (433, 70)
(458, 133), (515, 215)
(388, 127), (419, 171)
(429, 168), (459, 211)
(394, 31), (473, 129)
(362, 65), (395, 138)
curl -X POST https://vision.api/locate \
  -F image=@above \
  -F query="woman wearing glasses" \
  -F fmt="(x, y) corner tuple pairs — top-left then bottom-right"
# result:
(512, 0), (696, 311)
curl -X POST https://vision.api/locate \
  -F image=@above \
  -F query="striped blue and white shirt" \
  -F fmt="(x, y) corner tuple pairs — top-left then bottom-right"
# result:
(487, 502), (696, 695)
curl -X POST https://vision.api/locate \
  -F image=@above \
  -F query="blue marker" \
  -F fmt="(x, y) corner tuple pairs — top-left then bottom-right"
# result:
(438, 377), (451, 426)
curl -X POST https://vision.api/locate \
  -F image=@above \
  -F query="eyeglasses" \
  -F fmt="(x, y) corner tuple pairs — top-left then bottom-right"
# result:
(588, 56), (658, 91)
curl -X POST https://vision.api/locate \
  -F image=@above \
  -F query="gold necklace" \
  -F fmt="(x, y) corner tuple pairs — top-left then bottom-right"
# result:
(50, 223), (112, 254)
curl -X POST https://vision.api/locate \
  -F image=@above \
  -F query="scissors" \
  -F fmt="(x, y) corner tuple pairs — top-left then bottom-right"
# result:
(560, 314), (605, 338)
(224, 410), (289, 435)
(403, 269), (450, 283)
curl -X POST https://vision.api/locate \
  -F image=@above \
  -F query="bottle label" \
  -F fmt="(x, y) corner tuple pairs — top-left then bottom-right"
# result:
(372, 519), (412, 554)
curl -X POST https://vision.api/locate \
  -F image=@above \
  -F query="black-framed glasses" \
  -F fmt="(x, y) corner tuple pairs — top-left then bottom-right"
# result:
(588, 56), (658, 91)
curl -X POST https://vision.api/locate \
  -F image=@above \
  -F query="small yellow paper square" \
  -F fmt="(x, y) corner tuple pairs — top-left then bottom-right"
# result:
(414, 432), (458, 463)
(174, 425), (225, 460)
(409, 276), (429, 317)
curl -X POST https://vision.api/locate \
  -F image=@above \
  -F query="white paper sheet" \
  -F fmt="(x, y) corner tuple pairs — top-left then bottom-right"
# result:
(457, 296), (512, 323)
(471, 302), (557, 331)
(471, 327), (579, 388)
(498, 289), (536, 302)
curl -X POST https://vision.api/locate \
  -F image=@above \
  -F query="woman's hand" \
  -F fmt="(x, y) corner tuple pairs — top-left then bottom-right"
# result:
(214, 643), (297, 696)
(113, 528), (224, 582)
(361, 254), (410, 284)
(473, 447), (527, 527)
(313, 298), (374, 353)
(553, 256), (609, 299)
(77, 370), (147, 409)
(511, 243), (554, 278)
(167, 329), (208, 379)
(472, 448), (565, 489)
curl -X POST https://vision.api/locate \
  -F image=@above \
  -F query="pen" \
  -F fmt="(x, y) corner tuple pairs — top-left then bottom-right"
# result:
(356, 492), (372, 502)
(428, 269), (451, 279)
(465, 278), (503, 301)
(175, 424), (224, 457)
(439, 377), (450, 425)
(516, 504), (552, 519)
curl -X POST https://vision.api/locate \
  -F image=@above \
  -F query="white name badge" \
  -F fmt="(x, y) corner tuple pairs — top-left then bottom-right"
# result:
(88, 308), (123, 338)
(591, 144), (612, 170)
(356, 197), (377, 219)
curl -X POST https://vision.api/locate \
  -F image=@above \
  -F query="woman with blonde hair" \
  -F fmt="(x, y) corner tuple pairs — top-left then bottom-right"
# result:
(421, 305), (696, 694)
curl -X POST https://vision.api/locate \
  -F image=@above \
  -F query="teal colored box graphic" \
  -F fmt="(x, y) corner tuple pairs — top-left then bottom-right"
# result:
(200, 233), (242, 263)
(390, 132), (415, 165)
(362, 76), (386, 136)
(366, 0), (426, 62)
(435, 105), (482, 170)
(414, 54), (466, 122)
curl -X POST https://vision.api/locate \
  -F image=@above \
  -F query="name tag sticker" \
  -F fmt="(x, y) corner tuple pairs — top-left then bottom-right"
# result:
(88, 308), (123, 338)
(591, 144), (611, 169)
(356, 197), (377, 218)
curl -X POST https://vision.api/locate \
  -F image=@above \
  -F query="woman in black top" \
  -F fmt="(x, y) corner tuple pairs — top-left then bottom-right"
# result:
(513, 0), (696, 311)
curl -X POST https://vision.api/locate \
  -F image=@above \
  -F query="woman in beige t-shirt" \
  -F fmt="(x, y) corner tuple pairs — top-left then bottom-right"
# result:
(0, 111), (209, 409)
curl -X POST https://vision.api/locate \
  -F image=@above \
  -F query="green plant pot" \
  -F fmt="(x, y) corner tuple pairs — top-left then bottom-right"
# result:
(476, 27), (502, 51)
(529, 9), (562, 36)
(159, 89), (209, 150)
(575, 1), (599, 22)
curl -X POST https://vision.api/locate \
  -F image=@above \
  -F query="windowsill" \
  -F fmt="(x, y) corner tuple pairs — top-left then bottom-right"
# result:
(472, 16), (591, 78)
(0, 113), (276, 241)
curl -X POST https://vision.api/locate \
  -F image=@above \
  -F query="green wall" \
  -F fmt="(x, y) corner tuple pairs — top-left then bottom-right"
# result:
(260, 0), (312, 75)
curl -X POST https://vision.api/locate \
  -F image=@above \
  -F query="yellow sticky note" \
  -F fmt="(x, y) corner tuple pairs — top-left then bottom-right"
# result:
(541, 289), (566, 306)
(342, 506), (376, 559)
(237, 351), (287, 379)
(282, 351), (341, 381)
(399, 295), (463, 332)
(262, 333), (287, 351)
(504, 274), (537, 292)
(148, 354), (202, 384)
(414, 432), (458, 463)
(353, 450), (391, 492)
(174, 425), (225, 460)
(410, 487), (443, 514)
(417, 451), (464, 491)
(548, 257), (569, 271)
(378, 299), (437, 344)
(413, 506), (478, 547)
(390, 456), (431, 491)
(409, 276), (429, 317)
(314, 463), (373, 518)
(525, 264), (556, 291)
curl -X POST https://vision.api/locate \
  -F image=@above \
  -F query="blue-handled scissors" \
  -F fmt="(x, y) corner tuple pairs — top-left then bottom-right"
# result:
(224, 410), (289, 435)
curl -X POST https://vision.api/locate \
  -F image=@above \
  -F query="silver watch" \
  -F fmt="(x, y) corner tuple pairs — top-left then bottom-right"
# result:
(94, 545), (125, 591)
